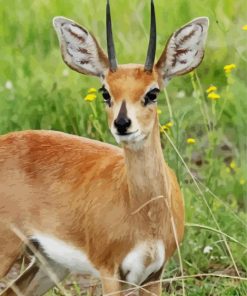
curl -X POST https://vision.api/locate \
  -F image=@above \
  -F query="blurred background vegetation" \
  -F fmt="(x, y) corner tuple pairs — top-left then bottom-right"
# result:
(0, 0), (246, 295)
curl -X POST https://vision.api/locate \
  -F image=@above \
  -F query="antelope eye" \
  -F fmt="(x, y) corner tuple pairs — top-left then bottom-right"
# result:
(144, 88), (160, 106)
(99, 86), (111, 106)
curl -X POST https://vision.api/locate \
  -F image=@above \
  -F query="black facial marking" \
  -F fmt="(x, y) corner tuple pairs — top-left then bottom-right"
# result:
(114, 101), (131, 135)
(144, 88), (160, 106)
(116, 100), (127, 119)
(99, 85), (111, 106)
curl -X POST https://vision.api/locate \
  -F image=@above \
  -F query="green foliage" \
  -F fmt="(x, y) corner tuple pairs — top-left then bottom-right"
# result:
(0, 0), (246, 295)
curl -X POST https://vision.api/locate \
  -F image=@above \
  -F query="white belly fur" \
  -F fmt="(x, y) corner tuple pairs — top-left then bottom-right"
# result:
(33, 233), (100, 276)
(33, 234), (165, 285)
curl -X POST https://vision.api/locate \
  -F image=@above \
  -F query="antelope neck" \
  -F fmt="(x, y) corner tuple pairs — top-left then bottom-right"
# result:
(123, 117), (170, 207)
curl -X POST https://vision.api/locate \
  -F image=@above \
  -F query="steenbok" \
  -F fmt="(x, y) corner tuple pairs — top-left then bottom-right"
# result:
(0, 0), (208, 295)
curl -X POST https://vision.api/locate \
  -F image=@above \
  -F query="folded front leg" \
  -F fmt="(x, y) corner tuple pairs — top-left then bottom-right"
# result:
(100, 269), (123, 296)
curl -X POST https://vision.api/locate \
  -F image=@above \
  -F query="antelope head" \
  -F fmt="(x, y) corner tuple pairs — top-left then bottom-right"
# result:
(53, 0), (209, 148)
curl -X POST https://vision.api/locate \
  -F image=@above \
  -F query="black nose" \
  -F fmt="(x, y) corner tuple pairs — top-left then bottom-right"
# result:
(114, 117), (131, 135)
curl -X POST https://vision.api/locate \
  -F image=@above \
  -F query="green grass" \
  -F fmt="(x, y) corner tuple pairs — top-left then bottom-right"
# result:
(0, 0), (246, 295)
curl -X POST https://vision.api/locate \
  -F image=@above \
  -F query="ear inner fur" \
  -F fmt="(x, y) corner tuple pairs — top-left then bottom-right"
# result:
(155, 17), (209, 84)
(53, 17), (109, 77)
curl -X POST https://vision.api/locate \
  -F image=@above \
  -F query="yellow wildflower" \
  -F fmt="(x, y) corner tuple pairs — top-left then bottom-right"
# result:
(84, 94), (97, 102)
(224, 64), (236, 74)
(160, 125), (168, 132)
(187, 138), (196, 144)
(206, 85), (217, 93)
(87, 88), (97, 94)
(239, 178), (246, 185)
(160, 122), (173, 132)
(157, 109), (162, 115)
(208, 92), (220, 100)
(226, 167), (231, 174)
(229, 161), (237, 170)
(166, 122), (173, 128)
(242, 25), (247, 31)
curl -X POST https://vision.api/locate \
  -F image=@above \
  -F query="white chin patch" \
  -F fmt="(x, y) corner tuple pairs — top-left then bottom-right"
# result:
(113, 132), (146, 150)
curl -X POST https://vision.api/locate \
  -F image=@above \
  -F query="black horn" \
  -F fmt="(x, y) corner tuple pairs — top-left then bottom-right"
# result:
(144, 0), (156, 72)
(106, 0), (117, 71)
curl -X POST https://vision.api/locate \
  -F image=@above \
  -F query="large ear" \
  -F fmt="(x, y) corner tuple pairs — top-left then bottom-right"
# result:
(155, 17), (209, 85)
(53, 17), (109, 77)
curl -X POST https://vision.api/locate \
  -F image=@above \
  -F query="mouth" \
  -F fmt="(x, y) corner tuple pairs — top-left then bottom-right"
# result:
(116, 130), (138, 136)
(114, 130), (145, 144)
